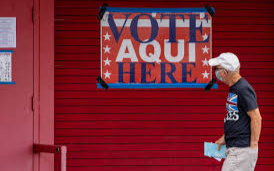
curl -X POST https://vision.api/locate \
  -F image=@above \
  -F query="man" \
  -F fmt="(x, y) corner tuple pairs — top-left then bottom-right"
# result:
(208, 52), (262, 171)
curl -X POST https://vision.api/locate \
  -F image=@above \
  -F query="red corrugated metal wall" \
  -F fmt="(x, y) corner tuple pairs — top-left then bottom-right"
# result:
(54, 0), (274, 171)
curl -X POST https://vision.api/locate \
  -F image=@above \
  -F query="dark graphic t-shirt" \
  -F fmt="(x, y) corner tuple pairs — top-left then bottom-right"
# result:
(224, 77), (258, 148)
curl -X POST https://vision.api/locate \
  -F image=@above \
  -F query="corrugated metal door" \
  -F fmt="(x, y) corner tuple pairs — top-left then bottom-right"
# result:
(54, 0), (274, 171)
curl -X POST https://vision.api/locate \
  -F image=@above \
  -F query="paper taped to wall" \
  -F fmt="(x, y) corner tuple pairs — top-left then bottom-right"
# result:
(0, 52), (12, 82)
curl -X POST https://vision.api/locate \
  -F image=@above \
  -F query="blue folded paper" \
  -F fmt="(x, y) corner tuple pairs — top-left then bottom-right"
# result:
(204, 142), (226, 159)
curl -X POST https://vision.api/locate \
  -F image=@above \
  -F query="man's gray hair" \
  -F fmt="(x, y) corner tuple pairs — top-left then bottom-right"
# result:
(228, 65), (240, 74)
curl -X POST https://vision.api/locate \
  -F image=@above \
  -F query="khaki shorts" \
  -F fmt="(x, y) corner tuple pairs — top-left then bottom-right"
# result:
(222, 147), (258, 171)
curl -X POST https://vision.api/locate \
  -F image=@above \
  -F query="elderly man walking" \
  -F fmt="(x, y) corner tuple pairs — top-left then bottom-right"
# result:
(208, 52), (262, 171)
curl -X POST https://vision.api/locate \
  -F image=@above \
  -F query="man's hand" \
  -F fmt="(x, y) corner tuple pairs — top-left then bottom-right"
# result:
(215, 134), (225, 151)
(250, 142), (258, 149)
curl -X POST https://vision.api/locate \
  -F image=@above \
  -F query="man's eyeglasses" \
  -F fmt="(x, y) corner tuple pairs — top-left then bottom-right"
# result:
(214, 66), (224, 71)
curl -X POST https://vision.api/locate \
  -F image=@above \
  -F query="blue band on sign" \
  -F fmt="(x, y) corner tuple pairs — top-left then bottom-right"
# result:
(104, 7), (215, 13)
(0, 82), (16, 84)
(0, 50), (14, 53)
(97, 83), (218, 89)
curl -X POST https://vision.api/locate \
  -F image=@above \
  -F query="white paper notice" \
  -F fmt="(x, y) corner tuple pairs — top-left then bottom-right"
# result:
(0, 52), (12, 82)
(0, 17), (16, 48)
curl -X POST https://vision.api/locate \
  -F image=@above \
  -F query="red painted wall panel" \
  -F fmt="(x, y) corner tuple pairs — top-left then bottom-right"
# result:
(54, 0), (274, 170)
(0, 1), (34, 170)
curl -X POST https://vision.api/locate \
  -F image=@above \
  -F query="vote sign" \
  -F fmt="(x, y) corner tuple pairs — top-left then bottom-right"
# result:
(98, 7), (213, 89)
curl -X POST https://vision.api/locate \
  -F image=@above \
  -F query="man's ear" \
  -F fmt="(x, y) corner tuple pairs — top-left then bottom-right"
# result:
(223, 70), (228, 76)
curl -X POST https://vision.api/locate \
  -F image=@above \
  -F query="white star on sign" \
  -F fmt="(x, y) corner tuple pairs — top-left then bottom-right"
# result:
(104, 57), (111, 66)
(202, 70), (210, 79)
(103, 45), (111, 54)
(202, 58), (209, 66)
(103, 32), (111, 41)
(202, 45), (209, 54)
(104, 70), (111, 79)
(202, 33), (208, 41)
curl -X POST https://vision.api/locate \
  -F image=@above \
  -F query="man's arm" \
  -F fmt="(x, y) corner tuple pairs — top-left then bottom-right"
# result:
(247, 108), (262, 149)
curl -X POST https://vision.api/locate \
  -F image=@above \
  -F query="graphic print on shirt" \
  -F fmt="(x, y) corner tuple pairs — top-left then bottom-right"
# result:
(224, 93), (239, 122)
